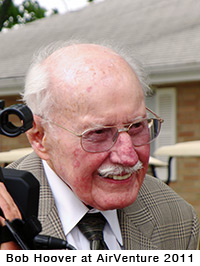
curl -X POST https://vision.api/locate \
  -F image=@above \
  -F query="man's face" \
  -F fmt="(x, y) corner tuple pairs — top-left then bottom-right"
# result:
(41, 45), (150, 210)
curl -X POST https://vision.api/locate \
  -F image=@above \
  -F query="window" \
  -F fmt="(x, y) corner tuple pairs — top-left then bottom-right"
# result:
(145, 88), (177, 181)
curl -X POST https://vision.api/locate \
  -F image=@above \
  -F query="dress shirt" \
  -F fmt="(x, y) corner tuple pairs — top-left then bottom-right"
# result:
(42, 160), (123, 250)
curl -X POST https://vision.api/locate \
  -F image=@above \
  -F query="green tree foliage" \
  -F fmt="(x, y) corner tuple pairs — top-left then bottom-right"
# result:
(0, 0), (58, 31)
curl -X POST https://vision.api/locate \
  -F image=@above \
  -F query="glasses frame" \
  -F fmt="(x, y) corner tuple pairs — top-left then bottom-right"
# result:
(40, 107), (164, 153)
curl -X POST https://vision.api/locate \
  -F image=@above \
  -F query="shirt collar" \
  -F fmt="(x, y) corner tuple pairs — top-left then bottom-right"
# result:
(42, 160), (123, 245)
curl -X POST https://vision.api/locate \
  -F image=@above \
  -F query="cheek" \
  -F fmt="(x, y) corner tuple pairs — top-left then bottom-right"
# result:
(72, 148), (108, 170)
(73, 149), (81, 168)
(66, 147), (106, 184)
(69, 151), (109, 199)
(135, 144), (150, 167)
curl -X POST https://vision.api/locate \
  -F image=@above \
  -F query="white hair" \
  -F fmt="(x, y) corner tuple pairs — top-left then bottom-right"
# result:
(22, 41), (78, 119)
(22, 40), (151, 119)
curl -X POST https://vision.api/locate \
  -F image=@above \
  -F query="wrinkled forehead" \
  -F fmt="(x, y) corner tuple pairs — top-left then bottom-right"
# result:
(43, 44), (144, 120)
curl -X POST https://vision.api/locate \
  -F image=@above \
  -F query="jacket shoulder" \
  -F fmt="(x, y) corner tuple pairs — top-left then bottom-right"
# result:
(120, 175), (199, 249)
(7, 152), (43, 178)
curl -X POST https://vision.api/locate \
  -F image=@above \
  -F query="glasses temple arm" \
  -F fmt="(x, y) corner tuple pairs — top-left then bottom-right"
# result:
(146, 107), (164, 123)
(35, 115), (82, 137)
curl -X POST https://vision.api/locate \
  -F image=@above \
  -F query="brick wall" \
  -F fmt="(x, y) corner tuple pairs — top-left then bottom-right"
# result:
(177, 83), (200, 141)
(157, 82), (200, 220)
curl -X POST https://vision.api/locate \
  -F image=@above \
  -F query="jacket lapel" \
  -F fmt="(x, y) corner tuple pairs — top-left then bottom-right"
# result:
(37, 166), (66, 239)
(118, 191), (158, 250)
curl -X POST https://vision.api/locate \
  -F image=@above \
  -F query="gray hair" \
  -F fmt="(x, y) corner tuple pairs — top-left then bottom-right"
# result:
(22, 41), (78, 119)
(22, 40), (150, 119)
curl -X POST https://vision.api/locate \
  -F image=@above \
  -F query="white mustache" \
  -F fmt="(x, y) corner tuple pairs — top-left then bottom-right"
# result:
(98, 160), (143, 177)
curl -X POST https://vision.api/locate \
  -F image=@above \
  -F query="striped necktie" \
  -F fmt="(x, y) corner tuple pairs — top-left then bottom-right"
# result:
(78, 212), (109, 250)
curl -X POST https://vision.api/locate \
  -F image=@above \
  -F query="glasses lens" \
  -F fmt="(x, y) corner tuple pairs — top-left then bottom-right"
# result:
(148, 118), (161, 141)
(81, 127), (117, 152)
(81, 119), (161, 152)
(129, 119), (161, 146)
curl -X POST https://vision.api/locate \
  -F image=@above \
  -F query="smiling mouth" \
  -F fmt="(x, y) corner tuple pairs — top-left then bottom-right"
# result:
(99, 173), (132, 180)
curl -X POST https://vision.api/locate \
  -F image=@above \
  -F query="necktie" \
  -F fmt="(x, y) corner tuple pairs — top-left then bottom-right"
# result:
(78, 212), (109, 250)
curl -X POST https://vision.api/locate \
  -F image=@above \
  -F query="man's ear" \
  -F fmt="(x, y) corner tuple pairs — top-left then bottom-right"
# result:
(26, 115), (49, 160)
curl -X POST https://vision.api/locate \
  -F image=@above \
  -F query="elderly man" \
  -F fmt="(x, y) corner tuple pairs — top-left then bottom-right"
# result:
(0, 42), (199, 249)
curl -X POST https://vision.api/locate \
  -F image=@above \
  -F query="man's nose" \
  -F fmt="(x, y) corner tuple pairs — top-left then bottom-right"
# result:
(109, 132), (139, 166)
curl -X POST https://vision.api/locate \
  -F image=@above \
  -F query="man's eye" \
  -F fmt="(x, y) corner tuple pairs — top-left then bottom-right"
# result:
(129, 122), (144, 135)
(94, 129), (106, 134)
(84, 128), (111, 142)
(133, 122), (142, 128)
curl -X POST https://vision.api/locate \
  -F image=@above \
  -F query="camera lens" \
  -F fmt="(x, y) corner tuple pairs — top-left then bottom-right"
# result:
(0, 104), (33, 137)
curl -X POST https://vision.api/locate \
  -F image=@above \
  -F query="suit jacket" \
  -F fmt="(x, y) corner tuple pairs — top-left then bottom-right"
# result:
(8, 152), (199, 249)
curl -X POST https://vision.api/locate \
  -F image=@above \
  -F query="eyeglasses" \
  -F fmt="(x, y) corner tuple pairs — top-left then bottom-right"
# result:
(41, 107), (164, 153)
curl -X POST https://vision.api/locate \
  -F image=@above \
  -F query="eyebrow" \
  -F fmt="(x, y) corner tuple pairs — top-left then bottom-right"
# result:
(86, 115), (146, 128)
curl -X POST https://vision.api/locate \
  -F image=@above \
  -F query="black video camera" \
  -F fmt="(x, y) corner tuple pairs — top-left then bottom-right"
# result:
(0, 100), (73, 250)
(0, 100), (37, 219)
(0, 100), (40, 248)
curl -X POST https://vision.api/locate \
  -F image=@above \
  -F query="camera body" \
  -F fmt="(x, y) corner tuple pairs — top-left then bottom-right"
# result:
(0, 101), (72, 249)
(0, 168), (39, 219)
(0, 100), (41, 248)
(0, 100), (39, 219)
